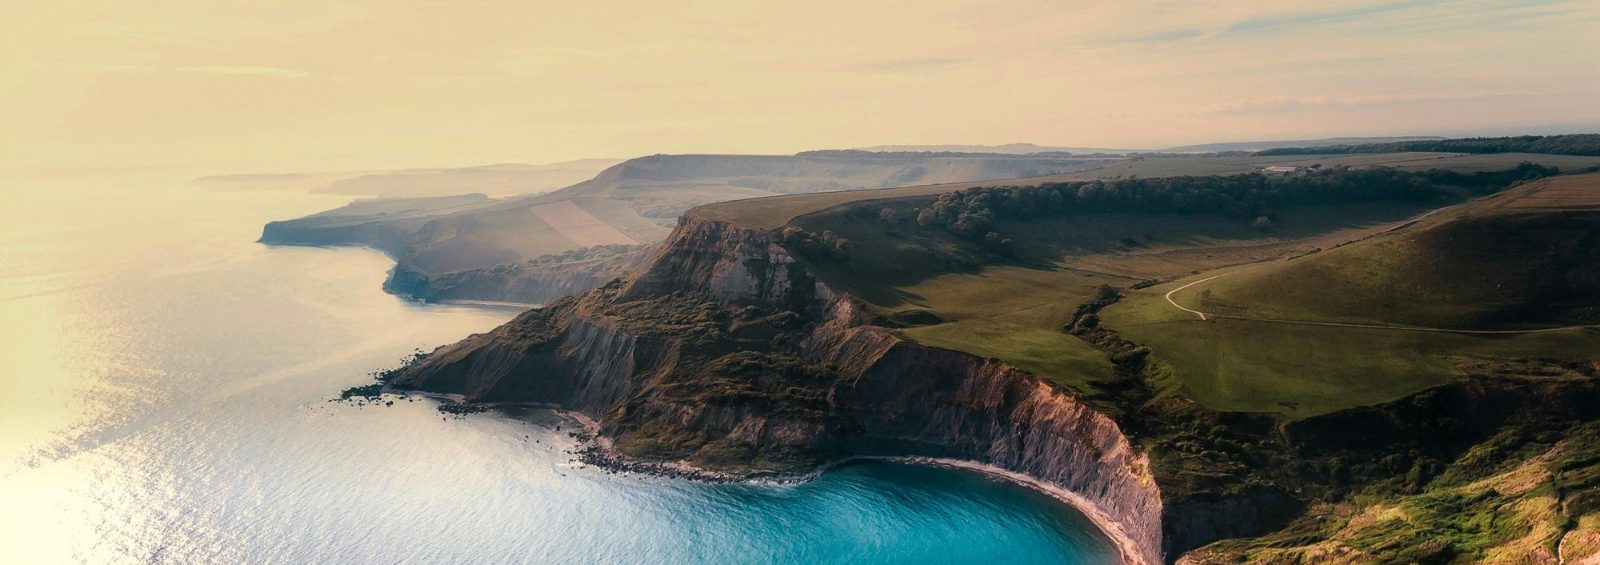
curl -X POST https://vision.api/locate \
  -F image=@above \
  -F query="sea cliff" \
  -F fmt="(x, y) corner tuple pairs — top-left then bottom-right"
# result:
(388, 216), (1166, 564)
(384, 246), (649, 305)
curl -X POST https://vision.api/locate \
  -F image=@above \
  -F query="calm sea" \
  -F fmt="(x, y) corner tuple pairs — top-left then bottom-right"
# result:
(0, 177), (1115, 564)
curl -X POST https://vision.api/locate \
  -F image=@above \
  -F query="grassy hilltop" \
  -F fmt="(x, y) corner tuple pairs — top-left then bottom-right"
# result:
(1181, 173), (1600, 329)
(696, 146), (1600, 562)
(1105, 173), (1600, 418)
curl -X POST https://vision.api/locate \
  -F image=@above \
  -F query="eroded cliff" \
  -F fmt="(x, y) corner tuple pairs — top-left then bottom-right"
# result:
(389, 216), (1166, 564)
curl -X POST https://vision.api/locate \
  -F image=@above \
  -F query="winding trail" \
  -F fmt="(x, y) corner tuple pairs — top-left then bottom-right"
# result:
(1164, 271), (1598, 334)
(1159, 203), (1600, 335)
(1162, 275), (1223, 321)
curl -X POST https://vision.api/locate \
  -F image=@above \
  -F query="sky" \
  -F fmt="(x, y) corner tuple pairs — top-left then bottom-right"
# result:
(3, 0), (1598, 178)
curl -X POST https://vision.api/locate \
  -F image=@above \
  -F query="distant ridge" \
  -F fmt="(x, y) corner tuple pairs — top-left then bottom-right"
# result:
(1255, 134), (1600, 157)
(855, 138), (1454, 155)
(856, 143), (1133, 155)
(1163, 136), (1445, 153)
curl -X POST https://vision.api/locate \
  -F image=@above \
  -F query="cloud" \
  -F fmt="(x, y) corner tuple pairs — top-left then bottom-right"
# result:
(174, 65), (308, 78)
(1205, 92), (1531, 115)
(1221, 0), (1442, 36)
(1114, 27), (1206, 44)
(842, 57), (966, 73)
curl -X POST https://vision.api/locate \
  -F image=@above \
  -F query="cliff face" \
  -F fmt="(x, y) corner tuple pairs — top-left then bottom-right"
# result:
(258, 193), (494, 259)
(385, 247), (650, 305)
(391, 216), (1165, 564)
(260, 215), (423, 259)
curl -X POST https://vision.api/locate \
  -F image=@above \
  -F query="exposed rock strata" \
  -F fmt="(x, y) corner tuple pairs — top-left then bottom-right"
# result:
(390, 216), (1166, 564)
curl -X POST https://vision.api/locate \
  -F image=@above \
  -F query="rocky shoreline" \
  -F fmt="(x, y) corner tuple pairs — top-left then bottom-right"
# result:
(554, 409), (1146, 565)
(338, 388), (1147, 565)
(372, 215), (1167, 563)
(334, 383), (1150, 565)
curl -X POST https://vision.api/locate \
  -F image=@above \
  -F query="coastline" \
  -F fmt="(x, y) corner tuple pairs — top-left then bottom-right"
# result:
(354, 390), (1149, 562)
(902, 457), (1147, 565)
(556, 409), (1147, 565)
(434, 298), (542, 310)
(360, 310), (1150, 563)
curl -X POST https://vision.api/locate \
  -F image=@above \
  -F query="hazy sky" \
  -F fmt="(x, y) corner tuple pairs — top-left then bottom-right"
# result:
(4, 0), (1597, 177)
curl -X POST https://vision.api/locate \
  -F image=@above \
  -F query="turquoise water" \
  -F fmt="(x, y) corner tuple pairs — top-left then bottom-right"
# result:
(0, 178), (1116, 564)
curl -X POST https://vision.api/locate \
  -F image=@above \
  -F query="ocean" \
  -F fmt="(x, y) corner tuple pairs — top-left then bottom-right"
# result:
(0, 177), (1115, 564)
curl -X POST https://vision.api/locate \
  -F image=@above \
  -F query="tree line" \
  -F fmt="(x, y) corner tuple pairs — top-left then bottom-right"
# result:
(909, 163), (1559, 243)
(1256, 134), (1600, 157)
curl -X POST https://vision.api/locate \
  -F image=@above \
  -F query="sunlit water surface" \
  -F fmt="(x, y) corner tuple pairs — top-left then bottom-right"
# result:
(0, 178), (1115, 564)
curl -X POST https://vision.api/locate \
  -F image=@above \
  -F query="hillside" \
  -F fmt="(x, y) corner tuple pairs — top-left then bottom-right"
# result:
(373, 159), (1600, 563)
(1100, 173), (1600, 421)
(1182, 174), (1600, 329)
(261, 152), (1120, 303)
(773, 161), (1592, 414)
(258, 194), (495, 257)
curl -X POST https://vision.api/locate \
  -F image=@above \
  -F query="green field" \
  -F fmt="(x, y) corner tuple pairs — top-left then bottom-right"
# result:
(789, 189), (1444, 401)
(1182, 176), (1600, 330)
(1103, 289), (1600, 418)
(778, 168), (1600, 420)
(1099, 174), (1600, 417)
(783, 204), (1123, 390)
(892, 267), (1120, 390)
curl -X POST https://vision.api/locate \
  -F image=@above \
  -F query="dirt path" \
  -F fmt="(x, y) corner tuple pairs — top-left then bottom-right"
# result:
(1159, 204), (1599, 335)
(1164, 272), (1598, 335)
(1163, 275), (1223, 321)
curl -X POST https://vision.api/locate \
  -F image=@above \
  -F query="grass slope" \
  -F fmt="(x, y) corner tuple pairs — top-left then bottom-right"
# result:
(788, 189), (1440, 399)
(1102, 174), (1600, 418)
(895, 267), (1119, 390)
(783, 169), (1600, 419)
(1186, 420), (1600, 564)
(1105, 291), (1598, 417)
(1186, 175), (1600, 329)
